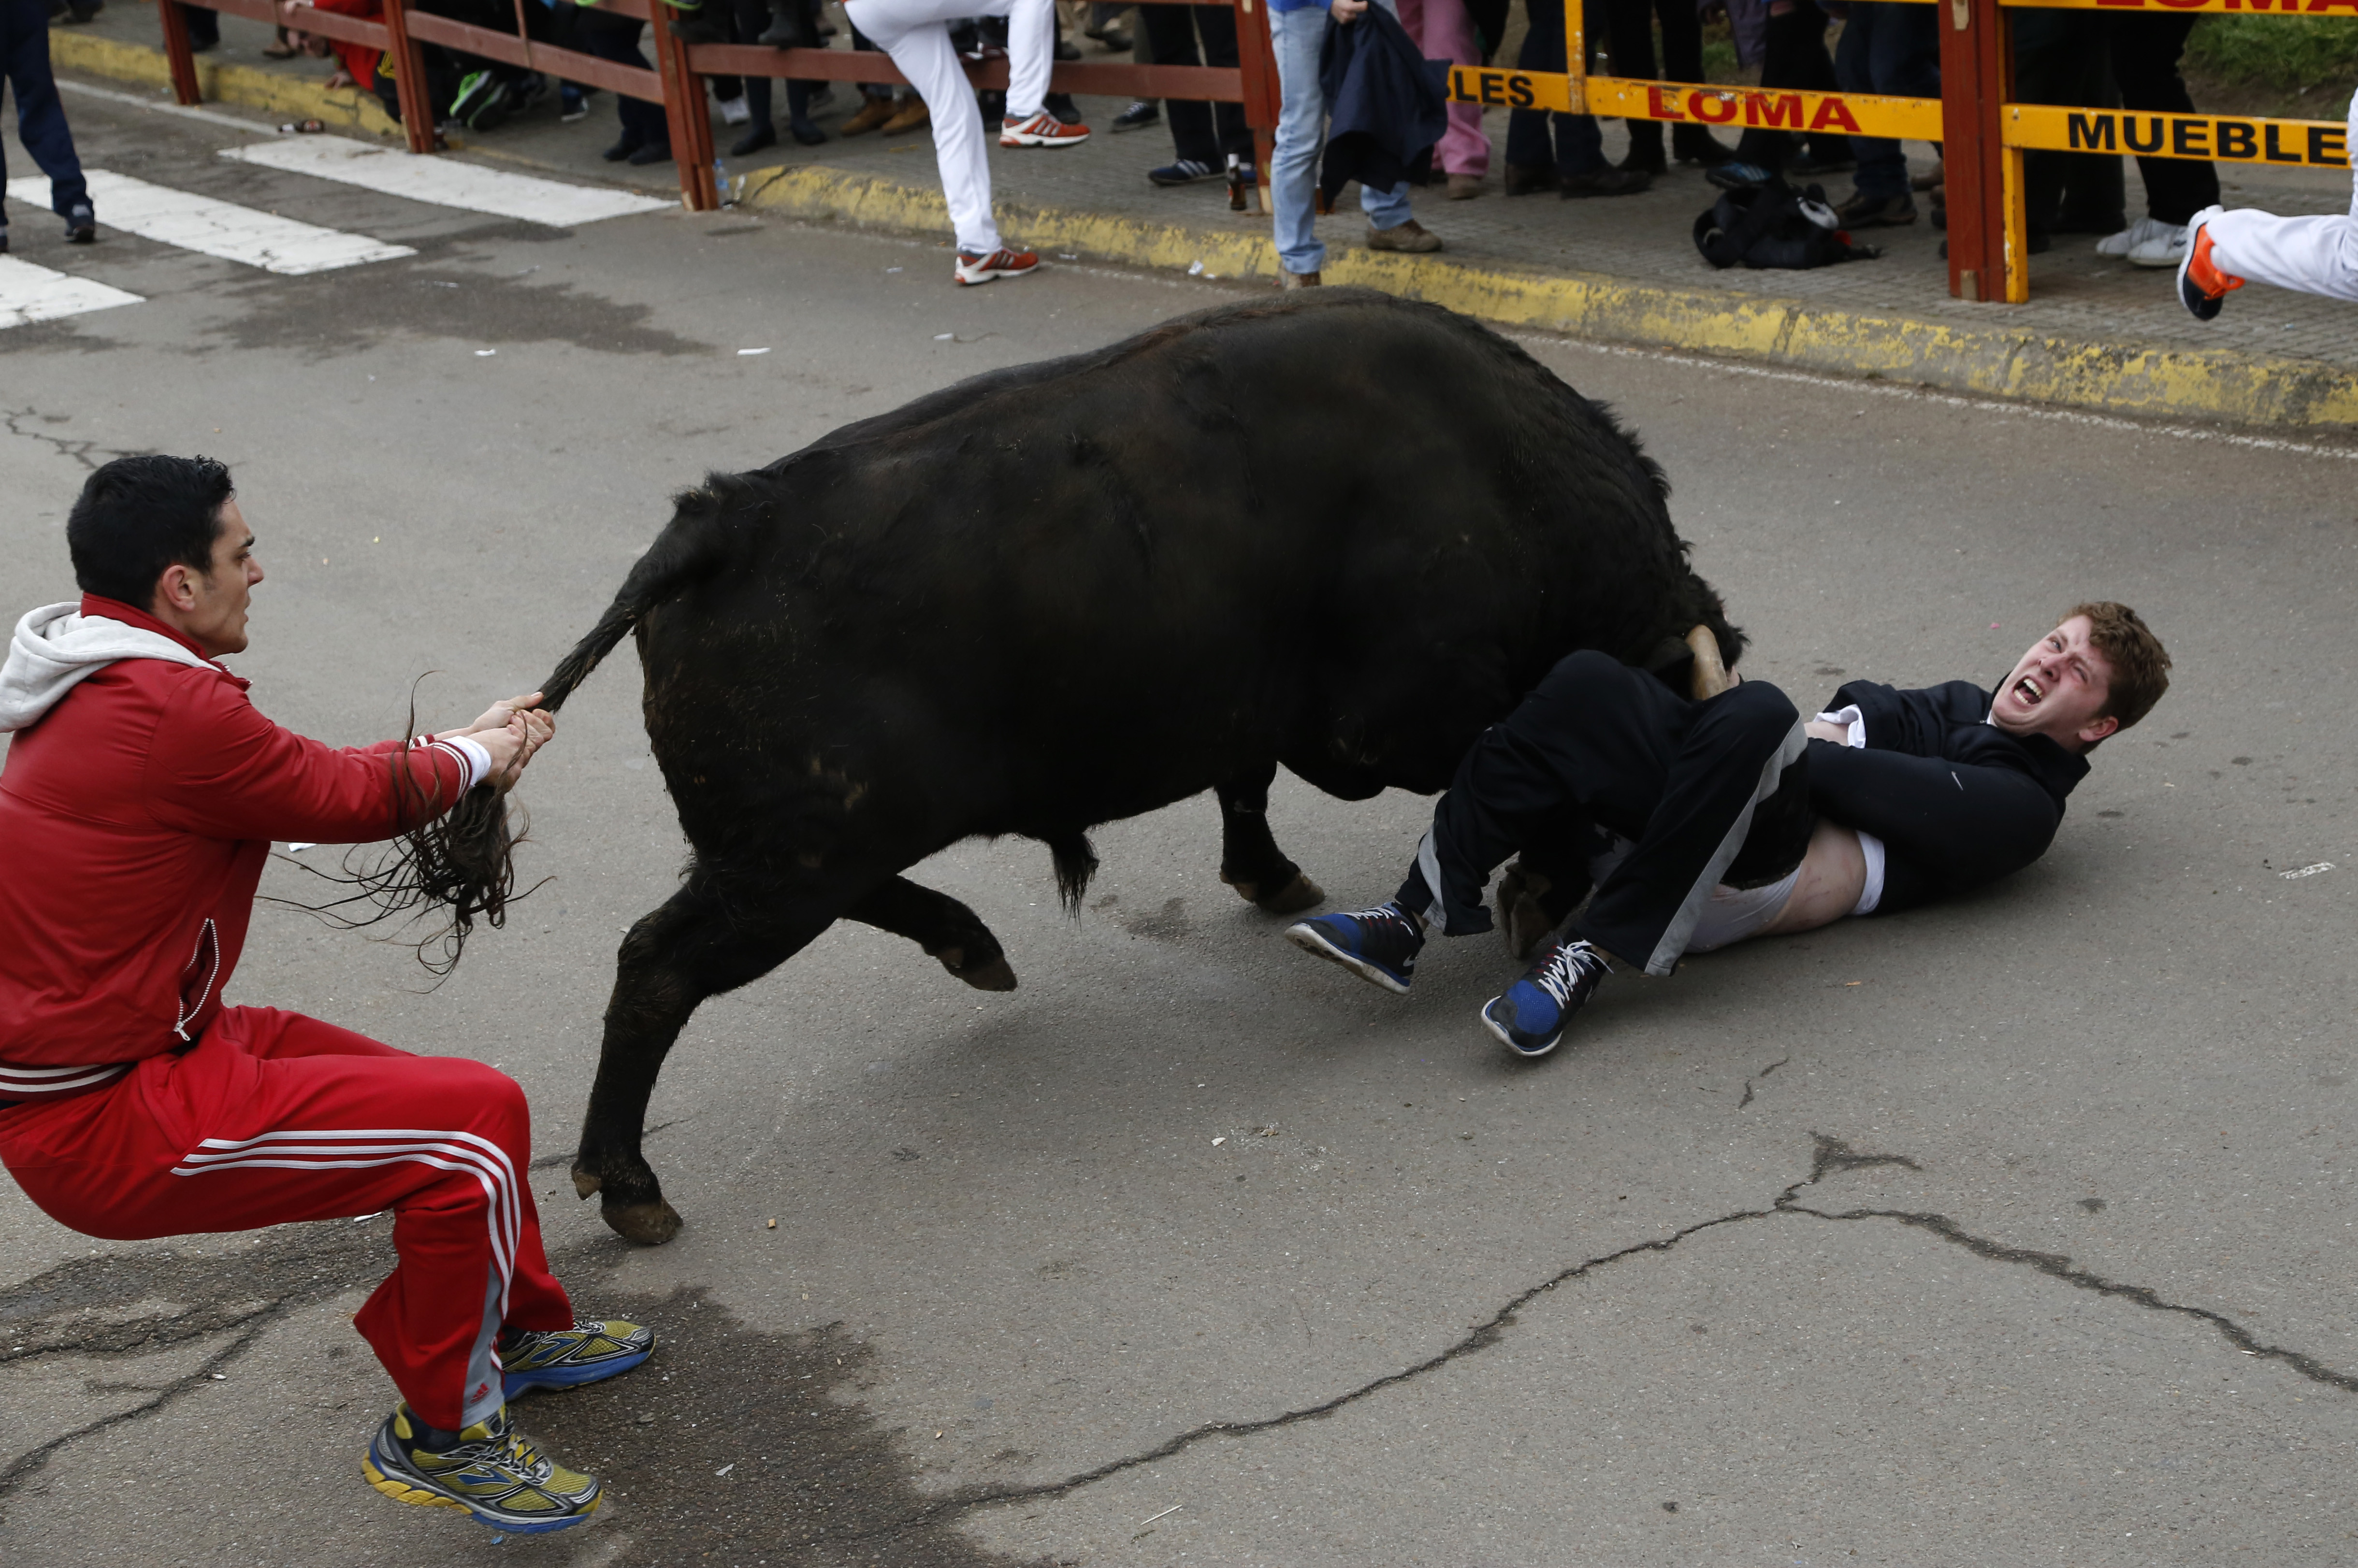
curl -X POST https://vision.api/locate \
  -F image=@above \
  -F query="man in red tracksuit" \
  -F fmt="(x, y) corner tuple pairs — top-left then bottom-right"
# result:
(0, 455), (645, 1537)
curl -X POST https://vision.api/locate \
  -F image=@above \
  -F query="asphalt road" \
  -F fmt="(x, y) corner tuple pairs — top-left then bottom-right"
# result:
(7, 85), (2358, 1568)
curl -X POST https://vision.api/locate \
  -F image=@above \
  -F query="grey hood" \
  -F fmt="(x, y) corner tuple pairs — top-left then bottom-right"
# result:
(0, 602), (219, 734)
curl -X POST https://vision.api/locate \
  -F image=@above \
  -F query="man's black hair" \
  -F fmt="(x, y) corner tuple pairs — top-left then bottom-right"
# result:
(66, 454), (237, 607)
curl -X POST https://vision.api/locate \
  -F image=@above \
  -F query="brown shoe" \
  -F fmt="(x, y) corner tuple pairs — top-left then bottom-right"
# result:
(1911, 158), (1944, 192)
(1367, 218), (1442, 254)
(881, 100), (930, 135)
(1560, 167), (1650, 199)
(1445, 173), (1483, 201)
(1502, 162), (1557, 197)
(840, 96), (896, 136)
(1278, 268), (1322, 289)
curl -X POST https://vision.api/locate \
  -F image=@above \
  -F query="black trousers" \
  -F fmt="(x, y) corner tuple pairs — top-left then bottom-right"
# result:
(1734, 0), (1843, 170)
(1601, 0), (1706, 159)
(1143, 3), (1248, 167)
(576, 10), (668, 148)
(2105, 12), (2217, 224)
(2013, 9), (2124, 234)
(1395, 651), (1808, 976)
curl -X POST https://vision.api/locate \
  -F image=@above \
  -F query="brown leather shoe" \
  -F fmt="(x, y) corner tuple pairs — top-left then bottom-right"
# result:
(1367, 218), (1443, 254)
(1277, 268), (1321, 289)
(880, 99), (930, 135)
(1445, 173), (1483, 201)
(1560, 166), (1651, 199)
(839, 96), (896, 136)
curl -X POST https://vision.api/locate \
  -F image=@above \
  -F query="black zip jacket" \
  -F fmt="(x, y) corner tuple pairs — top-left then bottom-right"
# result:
(1807, 679), (2091, 913)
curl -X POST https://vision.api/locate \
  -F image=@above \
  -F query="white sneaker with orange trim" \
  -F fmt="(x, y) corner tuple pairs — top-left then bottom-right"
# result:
(955, 247), (1041, 285)
(1001, 110), (1090, 147)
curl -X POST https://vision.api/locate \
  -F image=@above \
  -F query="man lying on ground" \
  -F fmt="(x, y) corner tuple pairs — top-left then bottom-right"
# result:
(0, 455), (643, 1537)
(1284, 604), (2171, 1058)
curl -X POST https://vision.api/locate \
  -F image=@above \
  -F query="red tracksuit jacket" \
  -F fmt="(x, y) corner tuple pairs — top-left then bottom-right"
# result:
(0, 597), (474, 1091)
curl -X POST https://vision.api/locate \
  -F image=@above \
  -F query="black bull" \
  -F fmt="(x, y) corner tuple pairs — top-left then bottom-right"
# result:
(529, 290), (1742, 1244)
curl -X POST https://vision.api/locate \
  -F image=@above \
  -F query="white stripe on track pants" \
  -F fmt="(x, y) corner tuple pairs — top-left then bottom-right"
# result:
(843, 0), (1055, 257)
(2205, 86), (2358, 304)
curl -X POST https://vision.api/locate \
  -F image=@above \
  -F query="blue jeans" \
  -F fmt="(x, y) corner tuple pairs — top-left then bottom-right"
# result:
(1, 0), (90, 219)
(1502, 0), (1602, 178)
(1833, 1), (1938, 201)
(1271, 0), (1414, 276)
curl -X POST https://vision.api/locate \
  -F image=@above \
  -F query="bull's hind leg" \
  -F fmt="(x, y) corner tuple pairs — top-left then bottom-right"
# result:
(846, 876), (1017, 991)
(573, 872), (839, 1245)
(1216, 762), (1323, 915)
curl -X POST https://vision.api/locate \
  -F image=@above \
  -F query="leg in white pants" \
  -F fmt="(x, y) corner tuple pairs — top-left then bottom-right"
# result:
(2204, 86), (2358, 303)
(841, 0), (1055, 256)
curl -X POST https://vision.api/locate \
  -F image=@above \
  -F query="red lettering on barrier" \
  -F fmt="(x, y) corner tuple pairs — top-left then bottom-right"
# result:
(2155, 0), (2206, 8)
(2093, 0), (2143, 7)
(1808, 97), (1860, 133)
(1649, 84), (1685, 120)
(1689, 90), (1739, 124)
(1746, 93), (1803, 129)
(2307, 0), (2358, 14)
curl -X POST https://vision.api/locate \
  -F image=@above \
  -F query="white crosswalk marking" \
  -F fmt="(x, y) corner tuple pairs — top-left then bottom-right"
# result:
(0, 255), (143, 329)
(220, 136), (673, 227)
(19, 170), (414, 275)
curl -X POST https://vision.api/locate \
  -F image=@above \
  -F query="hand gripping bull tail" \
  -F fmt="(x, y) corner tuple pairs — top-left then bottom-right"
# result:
(541, 482), (737, 713)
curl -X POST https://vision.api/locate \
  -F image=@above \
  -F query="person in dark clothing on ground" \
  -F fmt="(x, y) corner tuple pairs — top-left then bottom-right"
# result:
(2, 0), (95, 250)
(1285, 604), (2171, 1060)
(1500, 0), (1649, 198)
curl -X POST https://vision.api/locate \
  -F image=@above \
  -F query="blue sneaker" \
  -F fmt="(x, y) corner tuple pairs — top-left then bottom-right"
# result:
(499, 1317), (654, 1398)
(1285, 902), (1424, 994)
(1480, 937), (1610, 1059)
(1149, 158), (1215, 187)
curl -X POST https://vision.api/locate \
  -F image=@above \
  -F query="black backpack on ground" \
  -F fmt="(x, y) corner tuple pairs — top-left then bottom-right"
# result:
(1693, 180), (1881, 271)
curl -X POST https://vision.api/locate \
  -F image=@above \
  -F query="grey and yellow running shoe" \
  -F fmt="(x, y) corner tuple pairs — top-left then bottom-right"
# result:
(363, 1403), (600, 1534)
(499, 1317), (655, 1398)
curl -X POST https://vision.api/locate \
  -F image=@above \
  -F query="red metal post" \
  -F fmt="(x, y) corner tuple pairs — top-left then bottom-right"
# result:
(379, 0), (442, 153)
(1938, 0), (2011, 301)
(158, 0), (204, 106)
(1232, 0), (1279, 207)
(648, 6), (720, 209)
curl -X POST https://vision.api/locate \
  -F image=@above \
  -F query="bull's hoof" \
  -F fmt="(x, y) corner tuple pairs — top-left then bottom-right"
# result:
(603, 1198), (684, 1246)
(1687, 624), (1731, 702)
(955, 955), (1018, 992)
(571, 1165), (603, 1200)
(1253, 872), (1324, 916)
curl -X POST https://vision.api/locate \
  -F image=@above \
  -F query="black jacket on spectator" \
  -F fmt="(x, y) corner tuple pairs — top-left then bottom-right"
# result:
(1317, 5), (1447, 203)
(1808, 679), (2090, 913)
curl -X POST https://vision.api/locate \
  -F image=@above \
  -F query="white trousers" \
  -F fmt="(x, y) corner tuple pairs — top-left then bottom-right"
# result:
(2205, 86), (2358, 304)
(841, 0), (1055, 256)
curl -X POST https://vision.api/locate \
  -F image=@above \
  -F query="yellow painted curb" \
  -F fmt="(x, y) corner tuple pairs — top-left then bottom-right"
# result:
(742, 161), (2358, 428)
(51, 26), (401, 138)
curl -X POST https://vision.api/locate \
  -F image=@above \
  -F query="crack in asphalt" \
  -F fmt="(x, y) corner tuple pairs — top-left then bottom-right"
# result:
(0, 1219), (400, 1506)
(1736, 1054), (1791, 1109)
(833, 1133), (2356, 1541)
(0, 407), (141, 472)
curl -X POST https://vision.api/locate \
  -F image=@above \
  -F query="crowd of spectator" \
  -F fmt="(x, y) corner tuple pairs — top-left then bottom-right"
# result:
(64, 0), (2230, 281)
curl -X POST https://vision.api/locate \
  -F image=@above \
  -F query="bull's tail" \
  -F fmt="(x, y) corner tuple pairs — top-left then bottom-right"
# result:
(541, 479), (738, 712)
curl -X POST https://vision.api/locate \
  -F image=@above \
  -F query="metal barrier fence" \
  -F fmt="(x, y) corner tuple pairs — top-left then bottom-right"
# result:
(1449, 0), (2351, 303)
(158, 0), (1279, 216)
(160, 0), (2346, 302)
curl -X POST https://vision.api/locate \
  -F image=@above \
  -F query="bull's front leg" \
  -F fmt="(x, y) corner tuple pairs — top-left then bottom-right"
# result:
(573, 876), (833, 1244)
(1215, 762), (1323, 915)
(843, 875), (1016, 991)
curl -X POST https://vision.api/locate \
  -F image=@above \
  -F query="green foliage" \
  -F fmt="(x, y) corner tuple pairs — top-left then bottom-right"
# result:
(2183, 15), (2358, 94)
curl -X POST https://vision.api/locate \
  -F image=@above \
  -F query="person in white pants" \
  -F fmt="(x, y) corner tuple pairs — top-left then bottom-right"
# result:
(2180, 85), (2358, 319)
(840, 0), (1089, 284)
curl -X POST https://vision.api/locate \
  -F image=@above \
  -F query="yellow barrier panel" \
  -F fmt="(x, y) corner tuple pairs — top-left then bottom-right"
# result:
(1441, 69), (1945, 142)
(2001, 0), (2358, 12)
(2003, 103), (2350, 166)
(1584, 76), (1946, 141)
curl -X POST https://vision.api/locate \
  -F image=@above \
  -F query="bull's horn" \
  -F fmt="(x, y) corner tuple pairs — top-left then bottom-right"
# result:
(1687, 625), (1730, 702)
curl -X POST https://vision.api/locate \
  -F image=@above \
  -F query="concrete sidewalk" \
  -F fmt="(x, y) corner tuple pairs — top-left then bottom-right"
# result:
(44, 0), (2358, 426)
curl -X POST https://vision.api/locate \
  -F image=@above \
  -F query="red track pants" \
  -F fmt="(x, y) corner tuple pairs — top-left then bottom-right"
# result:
(0, 1007), (573, 1430)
